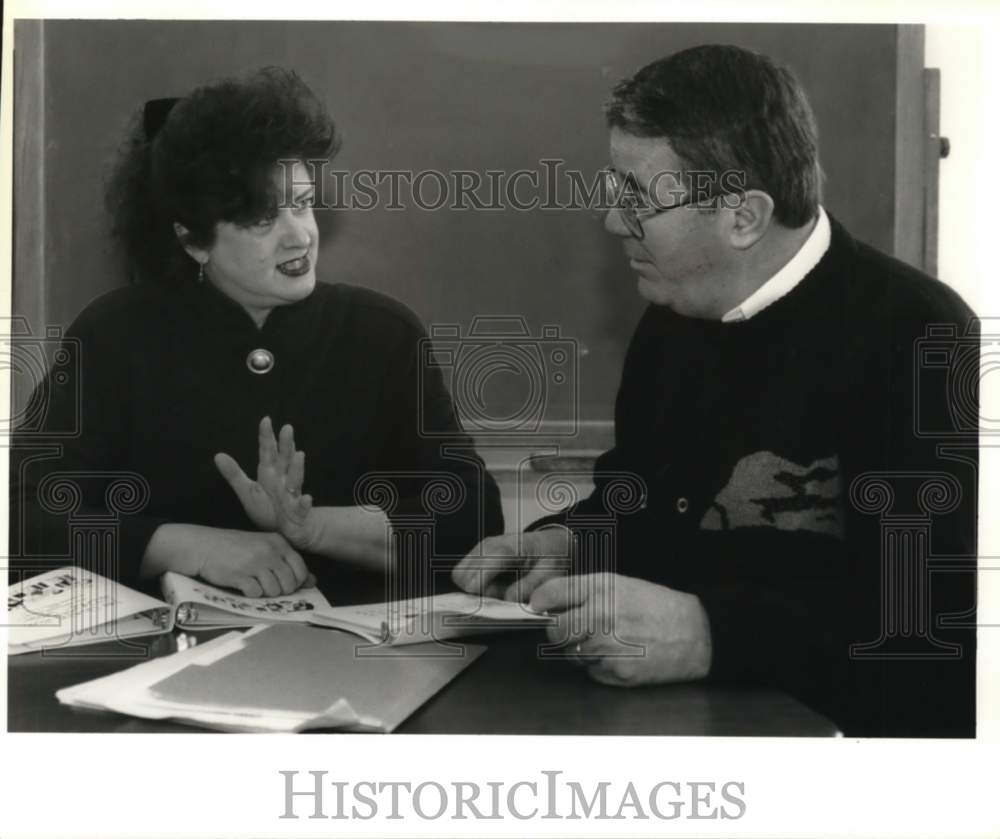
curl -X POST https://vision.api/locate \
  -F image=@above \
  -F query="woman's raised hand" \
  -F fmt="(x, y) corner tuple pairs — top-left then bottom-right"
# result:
(214, 417), (318, 552)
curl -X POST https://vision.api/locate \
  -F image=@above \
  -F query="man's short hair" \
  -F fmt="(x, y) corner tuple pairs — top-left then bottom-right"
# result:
(605, 44), (821, 228)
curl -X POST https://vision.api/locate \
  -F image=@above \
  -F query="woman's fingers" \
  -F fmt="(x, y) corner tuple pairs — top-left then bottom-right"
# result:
(214, 453), (261, 517)
(275, 479), (311, 525)
(268, 559), (298, 595)
(255, 568), (282, 598)
(281, 548), (311, 588)
(258, 416), (278, 470)
(236, 576), (264, 598)
(287, 450), (305, 494)
(214, 452), (250, 488)
(257, 417), (306, 492)
(277, 423), (295, 475)
(257, 462), (282, 495)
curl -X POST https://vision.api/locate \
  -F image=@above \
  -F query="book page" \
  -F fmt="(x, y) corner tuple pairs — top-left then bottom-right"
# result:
(312, 591), (552, 637)
(8, 567), (170, 649)
(161, 572), (332, 624)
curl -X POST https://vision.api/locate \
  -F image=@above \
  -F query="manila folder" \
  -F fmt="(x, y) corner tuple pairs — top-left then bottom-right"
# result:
(148, 623), (485, 731)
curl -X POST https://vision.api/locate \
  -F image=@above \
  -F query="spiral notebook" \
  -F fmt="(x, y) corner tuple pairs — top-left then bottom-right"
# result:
(308, 591), (554, 645)
(8, 568), (333, 655)
(160, 571), (331, 629)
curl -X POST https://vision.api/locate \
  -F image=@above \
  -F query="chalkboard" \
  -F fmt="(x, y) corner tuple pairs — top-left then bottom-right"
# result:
(14, 21), (920, 423)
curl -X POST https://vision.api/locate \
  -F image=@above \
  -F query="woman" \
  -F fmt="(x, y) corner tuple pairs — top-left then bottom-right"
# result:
(13, 67), (503, 599)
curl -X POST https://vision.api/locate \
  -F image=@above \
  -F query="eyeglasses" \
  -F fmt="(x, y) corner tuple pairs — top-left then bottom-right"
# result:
(603, 169), (730, 240)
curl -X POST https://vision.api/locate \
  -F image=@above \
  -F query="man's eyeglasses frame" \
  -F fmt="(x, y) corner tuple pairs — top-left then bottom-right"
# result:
(603, 169), (742, 240)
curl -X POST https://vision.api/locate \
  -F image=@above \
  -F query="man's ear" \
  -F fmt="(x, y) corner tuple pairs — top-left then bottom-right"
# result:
(173, 222), (209, 264)
(726, 190), (775, 250)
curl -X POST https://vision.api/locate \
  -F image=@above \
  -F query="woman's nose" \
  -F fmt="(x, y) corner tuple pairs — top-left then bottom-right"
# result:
(279, 212), (313, 248)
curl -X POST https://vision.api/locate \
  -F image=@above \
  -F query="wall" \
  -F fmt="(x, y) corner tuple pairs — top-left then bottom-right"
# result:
(925, 25), (987, 314)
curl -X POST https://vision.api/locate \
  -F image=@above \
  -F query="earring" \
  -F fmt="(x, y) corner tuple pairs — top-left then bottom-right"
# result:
(198, 262), (205, 283)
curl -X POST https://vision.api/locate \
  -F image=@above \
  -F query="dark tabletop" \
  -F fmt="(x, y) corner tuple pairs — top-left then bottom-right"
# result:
(8, 627), (838, 736)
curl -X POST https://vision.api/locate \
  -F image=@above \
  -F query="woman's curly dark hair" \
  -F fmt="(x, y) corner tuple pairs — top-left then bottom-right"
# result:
(106, 67), (339, 284)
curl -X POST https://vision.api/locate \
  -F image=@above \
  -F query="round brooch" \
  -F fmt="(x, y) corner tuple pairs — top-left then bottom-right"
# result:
(246, 348), (275, 374)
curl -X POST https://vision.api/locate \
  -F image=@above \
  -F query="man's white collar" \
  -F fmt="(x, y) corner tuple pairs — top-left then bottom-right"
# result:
(721, 206), (831, 323)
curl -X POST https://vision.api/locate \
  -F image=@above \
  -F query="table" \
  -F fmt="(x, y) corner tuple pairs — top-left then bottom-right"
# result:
(8, 629), (839, 736)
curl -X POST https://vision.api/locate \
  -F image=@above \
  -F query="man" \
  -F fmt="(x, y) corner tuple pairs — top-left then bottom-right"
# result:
(452, 44), (977, 737)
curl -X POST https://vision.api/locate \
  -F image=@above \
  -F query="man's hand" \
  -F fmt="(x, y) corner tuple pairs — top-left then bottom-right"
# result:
(530, 573), (713, 686)
(451, 526), (574, 601)
(143, 523), (315, 597)
(215, 417), (317, 551)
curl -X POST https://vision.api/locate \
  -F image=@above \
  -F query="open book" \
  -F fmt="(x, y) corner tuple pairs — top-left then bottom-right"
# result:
(308, 591), (554, 645)
(160, 571), (331, 629)
(7, 568), (333, 654)
(9, 569), (550, 654)
(8, 567), (173, 655)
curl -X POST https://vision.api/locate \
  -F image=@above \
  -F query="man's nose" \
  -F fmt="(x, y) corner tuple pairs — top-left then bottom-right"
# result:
(604, 206), (631, 238)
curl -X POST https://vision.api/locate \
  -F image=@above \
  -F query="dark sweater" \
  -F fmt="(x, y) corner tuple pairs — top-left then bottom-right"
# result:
(10, 279), (504, 595)
(537, 215), (978, 737)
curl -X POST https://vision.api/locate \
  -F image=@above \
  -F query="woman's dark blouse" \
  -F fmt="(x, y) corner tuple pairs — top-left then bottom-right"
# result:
(11, 279), (504, 593)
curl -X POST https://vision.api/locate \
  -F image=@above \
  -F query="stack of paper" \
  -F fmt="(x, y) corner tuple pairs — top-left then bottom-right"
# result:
(57, 624), (485, 732)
